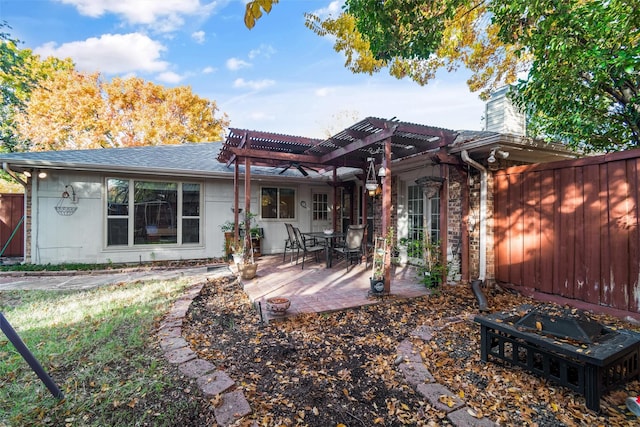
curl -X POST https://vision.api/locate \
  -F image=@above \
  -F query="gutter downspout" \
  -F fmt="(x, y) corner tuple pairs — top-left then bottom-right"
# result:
(460, 151), (489, 312)
(3, 163), (27, 187)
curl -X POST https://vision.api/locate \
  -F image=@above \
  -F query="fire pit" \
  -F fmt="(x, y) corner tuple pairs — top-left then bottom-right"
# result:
(475, 304), (640, 411)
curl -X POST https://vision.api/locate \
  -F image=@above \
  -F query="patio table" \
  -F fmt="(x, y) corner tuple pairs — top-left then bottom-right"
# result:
(302, 231), (346, 268)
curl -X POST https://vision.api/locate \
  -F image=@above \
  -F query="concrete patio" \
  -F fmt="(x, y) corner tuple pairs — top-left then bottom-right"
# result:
(239, 254), (431, 322)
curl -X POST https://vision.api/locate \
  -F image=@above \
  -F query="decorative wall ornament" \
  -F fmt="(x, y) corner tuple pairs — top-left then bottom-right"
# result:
(416, 176), (445, 199)
(55, 185), (78, 216)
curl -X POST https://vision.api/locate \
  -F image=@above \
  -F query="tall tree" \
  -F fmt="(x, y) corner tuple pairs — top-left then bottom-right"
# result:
(16, 69), (229, 151)
(493, 0), (640, 152)
(0, 22), (73, 152)
(247, 0), (640, 152)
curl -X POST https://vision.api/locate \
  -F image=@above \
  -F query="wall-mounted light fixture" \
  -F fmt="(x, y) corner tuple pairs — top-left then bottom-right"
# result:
(487, 147), (510, 164)
(23, 170), (47, 179)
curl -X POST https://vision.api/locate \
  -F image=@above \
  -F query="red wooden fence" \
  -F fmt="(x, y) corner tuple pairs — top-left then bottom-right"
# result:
(494, 149), (640, 315)
(0, 193), (24, 257)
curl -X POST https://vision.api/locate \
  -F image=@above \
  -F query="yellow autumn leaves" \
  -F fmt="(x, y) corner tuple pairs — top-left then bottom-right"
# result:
(15, 68), (229, 151)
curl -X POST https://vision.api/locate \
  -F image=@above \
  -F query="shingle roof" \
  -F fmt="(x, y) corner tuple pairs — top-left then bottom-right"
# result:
(0, 143), (225, 174)
(0, 142), (354, 179)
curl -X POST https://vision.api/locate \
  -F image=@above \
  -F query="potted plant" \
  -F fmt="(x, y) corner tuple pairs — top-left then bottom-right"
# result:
(237, 236), (258, 280)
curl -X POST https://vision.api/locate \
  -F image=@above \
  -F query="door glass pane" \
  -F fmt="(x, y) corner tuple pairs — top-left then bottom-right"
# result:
(407, 185), (424, 259)
(312, 193), (328, 221)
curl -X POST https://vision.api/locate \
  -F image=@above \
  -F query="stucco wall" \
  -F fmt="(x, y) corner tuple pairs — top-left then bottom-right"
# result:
(26, 170), (336, 265)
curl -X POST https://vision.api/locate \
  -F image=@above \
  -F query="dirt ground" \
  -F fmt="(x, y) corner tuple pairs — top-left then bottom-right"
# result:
(182, 275), (640, 426)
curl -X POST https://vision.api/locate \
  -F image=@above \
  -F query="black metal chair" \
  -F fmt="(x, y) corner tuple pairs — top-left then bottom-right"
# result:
(333, 224), (366, 271)
(283, 223), (300, 263)
(293, 227), (325, 269)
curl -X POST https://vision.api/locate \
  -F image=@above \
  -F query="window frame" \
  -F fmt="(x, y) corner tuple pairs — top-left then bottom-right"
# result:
(260, 186), (296, 220)
(105, 178), (202, 247)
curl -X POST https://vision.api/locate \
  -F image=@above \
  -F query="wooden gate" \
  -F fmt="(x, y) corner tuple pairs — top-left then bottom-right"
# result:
(0, 193), (24, 257)
(494, 149), (640, 315)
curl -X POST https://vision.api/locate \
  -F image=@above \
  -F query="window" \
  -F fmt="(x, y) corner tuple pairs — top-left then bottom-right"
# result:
(406, 185), (441, 259)
(312, 193), (328, 221)
(261, 187), (295, 219)
(106, 178), (201, 246)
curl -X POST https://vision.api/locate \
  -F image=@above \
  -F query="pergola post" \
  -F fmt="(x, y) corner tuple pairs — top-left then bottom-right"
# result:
(233, 159), (240, 240)
(382, 138), (392, 293)
(244, 157), (252, 251)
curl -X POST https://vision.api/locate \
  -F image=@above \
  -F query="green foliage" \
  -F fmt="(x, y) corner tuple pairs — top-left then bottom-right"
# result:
(417, 240), (447, 290)
(492, 0), (640, 152)
(303, 0), (639, 152)
(0, 22), (74, 153)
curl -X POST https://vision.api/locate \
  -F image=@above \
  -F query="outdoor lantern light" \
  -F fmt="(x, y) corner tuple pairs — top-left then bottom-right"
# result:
(365, 157), (379, 196)
(488, 147), (509, 164)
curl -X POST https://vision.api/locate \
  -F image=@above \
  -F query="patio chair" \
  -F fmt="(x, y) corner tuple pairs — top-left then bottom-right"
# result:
(293, 227), (325, 269)
(283, 223), (300, 263)
(333, 224), (366, 272)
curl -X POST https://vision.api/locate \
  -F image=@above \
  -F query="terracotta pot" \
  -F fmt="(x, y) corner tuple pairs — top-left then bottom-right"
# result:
(266, 296), (291, 316)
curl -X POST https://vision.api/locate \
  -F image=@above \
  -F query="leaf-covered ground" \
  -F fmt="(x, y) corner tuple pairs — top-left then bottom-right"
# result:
(183, 276), (640, 426)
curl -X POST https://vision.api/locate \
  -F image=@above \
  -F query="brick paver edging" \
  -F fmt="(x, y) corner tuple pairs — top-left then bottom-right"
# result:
(159, 268), (495, 426)
(395, 320), (497, 427)
(157, 269), (252, 427)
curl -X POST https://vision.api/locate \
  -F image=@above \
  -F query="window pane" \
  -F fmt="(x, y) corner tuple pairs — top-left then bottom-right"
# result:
(431, 196), (440, 243)
(407, 185), (424, 259)
(279, 188), (295, 219)
(261, 187), (278, 218)
(182, 183), (200, 216)
(107, 178), (129, 215)
(134, 181), (177, 244)
(107, 218), (128, 245)
(182, 218), (200, 243)
(312, 193), (328, 221)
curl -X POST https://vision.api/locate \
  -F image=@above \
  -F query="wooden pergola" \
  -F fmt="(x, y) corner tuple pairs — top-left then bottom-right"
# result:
(217, 117), (459, 292)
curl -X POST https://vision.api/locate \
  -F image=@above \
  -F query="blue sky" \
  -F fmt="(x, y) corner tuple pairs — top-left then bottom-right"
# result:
(1, 0), (487, 139)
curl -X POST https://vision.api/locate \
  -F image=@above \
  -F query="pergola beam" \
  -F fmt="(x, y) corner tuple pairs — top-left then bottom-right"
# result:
(318, 125), (398, 164)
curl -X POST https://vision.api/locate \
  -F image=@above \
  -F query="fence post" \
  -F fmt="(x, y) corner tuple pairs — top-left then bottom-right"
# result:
(0, 312), (64, 399)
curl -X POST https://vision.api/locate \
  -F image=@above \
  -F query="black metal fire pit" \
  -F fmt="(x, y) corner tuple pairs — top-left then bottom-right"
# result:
(475, 304), (640, 411)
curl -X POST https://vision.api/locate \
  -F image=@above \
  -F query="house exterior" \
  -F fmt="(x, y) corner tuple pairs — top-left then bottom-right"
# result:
(0, 118), (577, 288)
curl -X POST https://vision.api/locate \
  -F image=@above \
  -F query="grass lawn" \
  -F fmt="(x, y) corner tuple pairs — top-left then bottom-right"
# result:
(0, 276), (213, 426)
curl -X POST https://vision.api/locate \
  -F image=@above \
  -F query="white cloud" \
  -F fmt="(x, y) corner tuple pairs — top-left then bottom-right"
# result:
(248, 44), (276, 60)
(191, 30), (205, 44)
(233, 78), (275, 91)
(202, 66), (216, 74)
(34, 33), (169, 75)
(157, 71), (184, 83)
(56, 0), (219, 32)
(312, 0), (344, 19)
(226, 57), (251, 71)
(315, 87), (333, 97)
(218, 77), (485, 138)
